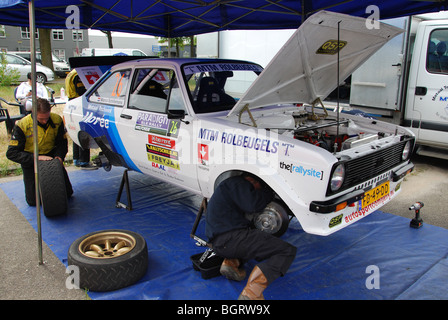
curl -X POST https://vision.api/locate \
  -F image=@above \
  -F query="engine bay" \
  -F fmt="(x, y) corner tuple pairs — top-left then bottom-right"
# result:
(248, 104), (397, 153)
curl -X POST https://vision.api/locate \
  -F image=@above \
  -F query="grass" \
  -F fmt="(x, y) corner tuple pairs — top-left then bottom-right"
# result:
(0, 78), (89, 177)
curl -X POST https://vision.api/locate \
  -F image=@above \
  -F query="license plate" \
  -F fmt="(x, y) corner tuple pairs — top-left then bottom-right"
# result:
(361, 181), (390, 208)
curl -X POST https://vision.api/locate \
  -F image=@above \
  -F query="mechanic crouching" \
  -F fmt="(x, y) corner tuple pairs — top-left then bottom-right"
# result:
(6, 98), (73, 206)
(205, 173), (297, 300)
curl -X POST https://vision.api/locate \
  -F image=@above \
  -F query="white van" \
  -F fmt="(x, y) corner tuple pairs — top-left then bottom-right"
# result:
(81, 48), (147, 57)
(348, 13), (448, 159)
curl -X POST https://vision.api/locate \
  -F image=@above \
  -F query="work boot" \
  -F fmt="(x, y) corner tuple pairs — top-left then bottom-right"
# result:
(238, 266), (268, 300)
(220, 258), (246, 281)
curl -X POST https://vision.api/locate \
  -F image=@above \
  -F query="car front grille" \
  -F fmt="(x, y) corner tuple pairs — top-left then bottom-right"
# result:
(327, 137), (414, 196)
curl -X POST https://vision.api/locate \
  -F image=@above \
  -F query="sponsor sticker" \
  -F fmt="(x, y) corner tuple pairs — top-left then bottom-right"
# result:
(316, 40), (347, 55)
(146, 144), (178, 160)
(147, 154), (180, 170)
(198, 143), (209, 165)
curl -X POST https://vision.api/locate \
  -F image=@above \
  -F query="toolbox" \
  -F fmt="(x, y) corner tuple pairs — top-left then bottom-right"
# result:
(190, 251), (224, 279)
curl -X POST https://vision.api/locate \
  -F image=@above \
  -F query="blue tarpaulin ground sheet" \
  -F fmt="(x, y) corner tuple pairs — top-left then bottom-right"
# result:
(2, 167), (447, 300)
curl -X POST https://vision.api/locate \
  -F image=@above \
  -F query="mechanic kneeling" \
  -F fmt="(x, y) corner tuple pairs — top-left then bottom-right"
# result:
(6, 98), (73, 206)
(205, 173), (297, 300)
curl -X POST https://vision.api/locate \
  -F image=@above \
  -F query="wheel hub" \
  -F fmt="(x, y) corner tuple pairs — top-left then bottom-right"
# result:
(254, 208), (281, 234)
(78, 231), (136, 259)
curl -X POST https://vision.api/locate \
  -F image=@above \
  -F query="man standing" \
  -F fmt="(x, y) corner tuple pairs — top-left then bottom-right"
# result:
(205, 173), (297, 300)
(6, 98), (73, 206)
(65, 69), (97, 170)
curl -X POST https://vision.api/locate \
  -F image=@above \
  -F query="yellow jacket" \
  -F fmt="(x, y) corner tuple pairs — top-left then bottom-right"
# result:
(65, 69), (86, 99)
(6, 113), (68, 168)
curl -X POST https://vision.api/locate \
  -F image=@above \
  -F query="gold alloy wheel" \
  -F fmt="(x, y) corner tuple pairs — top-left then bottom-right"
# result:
(68, 229), (148, 291)
(78, 231), (136, 259)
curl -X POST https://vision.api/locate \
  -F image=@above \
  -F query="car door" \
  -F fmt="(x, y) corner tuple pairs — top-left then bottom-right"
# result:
(406, 25), (448, 146)
(116, 67), (200, 192)
(6, 54), (29, 81)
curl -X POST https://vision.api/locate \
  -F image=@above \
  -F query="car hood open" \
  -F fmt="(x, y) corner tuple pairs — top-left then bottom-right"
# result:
(227, 10), (403, 118)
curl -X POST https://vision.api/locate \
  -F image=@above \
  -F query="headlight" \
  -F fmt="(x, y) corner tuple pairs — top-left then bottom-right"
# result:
(330, 163), (345, 192)
(402, 141), (412, 160)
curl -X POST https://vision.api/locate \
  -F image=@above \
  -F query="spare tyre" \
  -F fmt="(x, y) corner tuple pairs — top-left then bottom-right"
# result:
(38, 159), (67, 217)
(67, 229), (148, 292)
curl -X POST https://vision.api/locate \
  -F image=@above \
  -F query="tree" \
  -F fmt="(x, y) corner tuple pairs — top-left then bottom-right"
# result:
(38, 29), (54, 71)
(187, 36), (196, 58)
(100, 30), (113, 48)
(0, 52), (20, 86)
(158, 36), (196, 58)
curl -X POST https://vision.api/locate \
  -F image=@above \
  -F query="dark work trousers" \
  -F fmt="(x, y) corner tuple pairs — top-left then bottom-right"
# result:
(211, 228), (297, 285)
(73, 142), (90, 164)
(22, 162), (73, 206)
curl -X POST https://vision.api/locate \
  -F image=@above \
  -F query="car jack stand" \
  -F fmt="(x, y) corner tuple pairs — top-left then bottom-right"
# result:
(409, 202), (424, 229)
(116, 169), (132, 210)
(190, 198), (224, 279)
(190, 198), (210, 249)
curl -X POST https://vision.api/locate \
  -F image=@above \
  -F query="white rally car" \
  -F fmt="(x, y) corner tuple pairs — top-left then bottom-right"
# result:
(64, 11), (414, 236)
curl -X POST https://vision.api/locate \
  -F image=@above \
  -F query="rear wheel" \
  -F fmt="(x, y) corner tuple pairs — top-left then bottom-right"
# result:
(253, 201), (290, 237)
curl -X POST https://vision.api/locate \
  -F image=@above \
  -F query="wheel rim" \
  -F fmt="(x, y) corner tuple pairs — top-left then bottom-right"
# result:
(78, 231), (136, 259)
(254, 206), (282, 234)
(36, 73), (46, 84)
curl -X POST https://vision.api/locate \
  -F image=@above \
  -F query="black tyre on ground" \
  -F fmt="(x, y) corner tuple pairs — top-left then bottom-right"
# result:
(38, 159), (67, 217)
(67, 229), (148, 292)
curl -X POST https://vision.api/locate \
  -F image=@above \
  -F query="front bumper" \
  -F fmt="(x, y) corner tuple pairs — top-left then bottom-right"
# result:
(310, 161), (414, 214)
(55, 70), (70, 77)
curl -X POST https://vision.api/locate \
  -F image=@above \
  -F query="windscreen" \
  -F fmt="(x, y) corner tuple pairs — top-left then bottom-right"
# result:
(183, 62), (262, 114)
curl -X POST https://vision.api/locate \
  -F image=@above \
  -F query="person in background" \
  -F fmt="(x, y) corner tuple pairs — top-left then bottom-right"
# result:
(65, 69), (97, 170)
(6, 98), (73, 206)
(16, 72), (49, 101)
(15, 72), (49, 114)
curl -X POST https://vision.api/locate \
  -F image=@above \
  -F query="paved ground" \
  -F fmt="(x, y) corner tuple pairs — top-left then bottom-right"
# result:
(382, 154), (448, 230)
(0, 166), (86, 300)
(0, 154), (446, 300)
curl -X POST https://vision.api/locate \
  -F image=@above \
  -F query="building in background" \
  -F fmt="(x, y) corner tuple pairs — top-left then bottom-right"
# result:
(0, 25), (89, 62)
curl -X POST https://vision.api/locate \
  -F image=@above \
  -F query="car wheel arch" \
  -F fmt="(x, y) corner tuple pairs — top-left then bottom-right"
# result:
(211, 169), (295, 237)
(78, 130), (98, 150)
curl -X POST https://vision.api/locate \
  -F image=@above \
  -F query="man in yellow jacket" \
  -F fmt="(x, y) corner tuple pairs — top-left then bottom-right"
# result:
(6, 98), (73, 206)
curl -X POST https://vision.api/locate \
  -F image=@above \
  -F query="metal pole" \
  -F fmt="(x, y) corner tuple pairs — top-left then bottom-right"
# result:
(333, 20), (342, 153)
(28, 0), (43, 265)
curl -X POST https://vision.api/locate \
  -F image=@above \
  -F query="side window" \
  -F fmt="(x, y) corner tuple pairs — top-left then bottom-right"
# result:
(88, 69), (131, 106)
(426, 29), (448, 74)
(129, 68), (185, 114)
(132, 50), (145, 56)
(7, 55), (25, 65)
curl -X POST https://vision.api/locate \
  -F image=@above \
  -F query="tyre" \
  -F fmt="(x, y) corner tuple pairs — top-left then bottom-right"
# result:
(67, 229), (148, 292)
(38, 159), (67, 217)
(253, 201), (290, 237)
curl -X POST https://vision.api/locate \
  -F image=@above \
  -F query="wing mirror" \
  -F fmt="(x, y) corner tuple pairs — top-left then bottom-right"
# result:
(167, 109), (185, 119)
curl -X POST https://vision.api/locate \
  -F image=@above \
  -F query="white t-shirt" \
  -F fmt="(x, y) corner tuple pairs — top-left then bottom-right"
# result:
(16, 81), (49, 100)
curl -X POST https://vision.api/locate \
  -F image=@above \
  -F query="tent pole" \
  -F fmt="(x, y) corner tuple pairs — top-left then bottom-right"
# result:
(28, 0), (43, 265)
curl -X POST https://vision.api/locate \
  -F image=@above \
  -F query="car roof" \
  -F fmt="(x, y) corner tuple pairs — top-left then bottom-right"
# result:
(110, 58), (258, 71)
